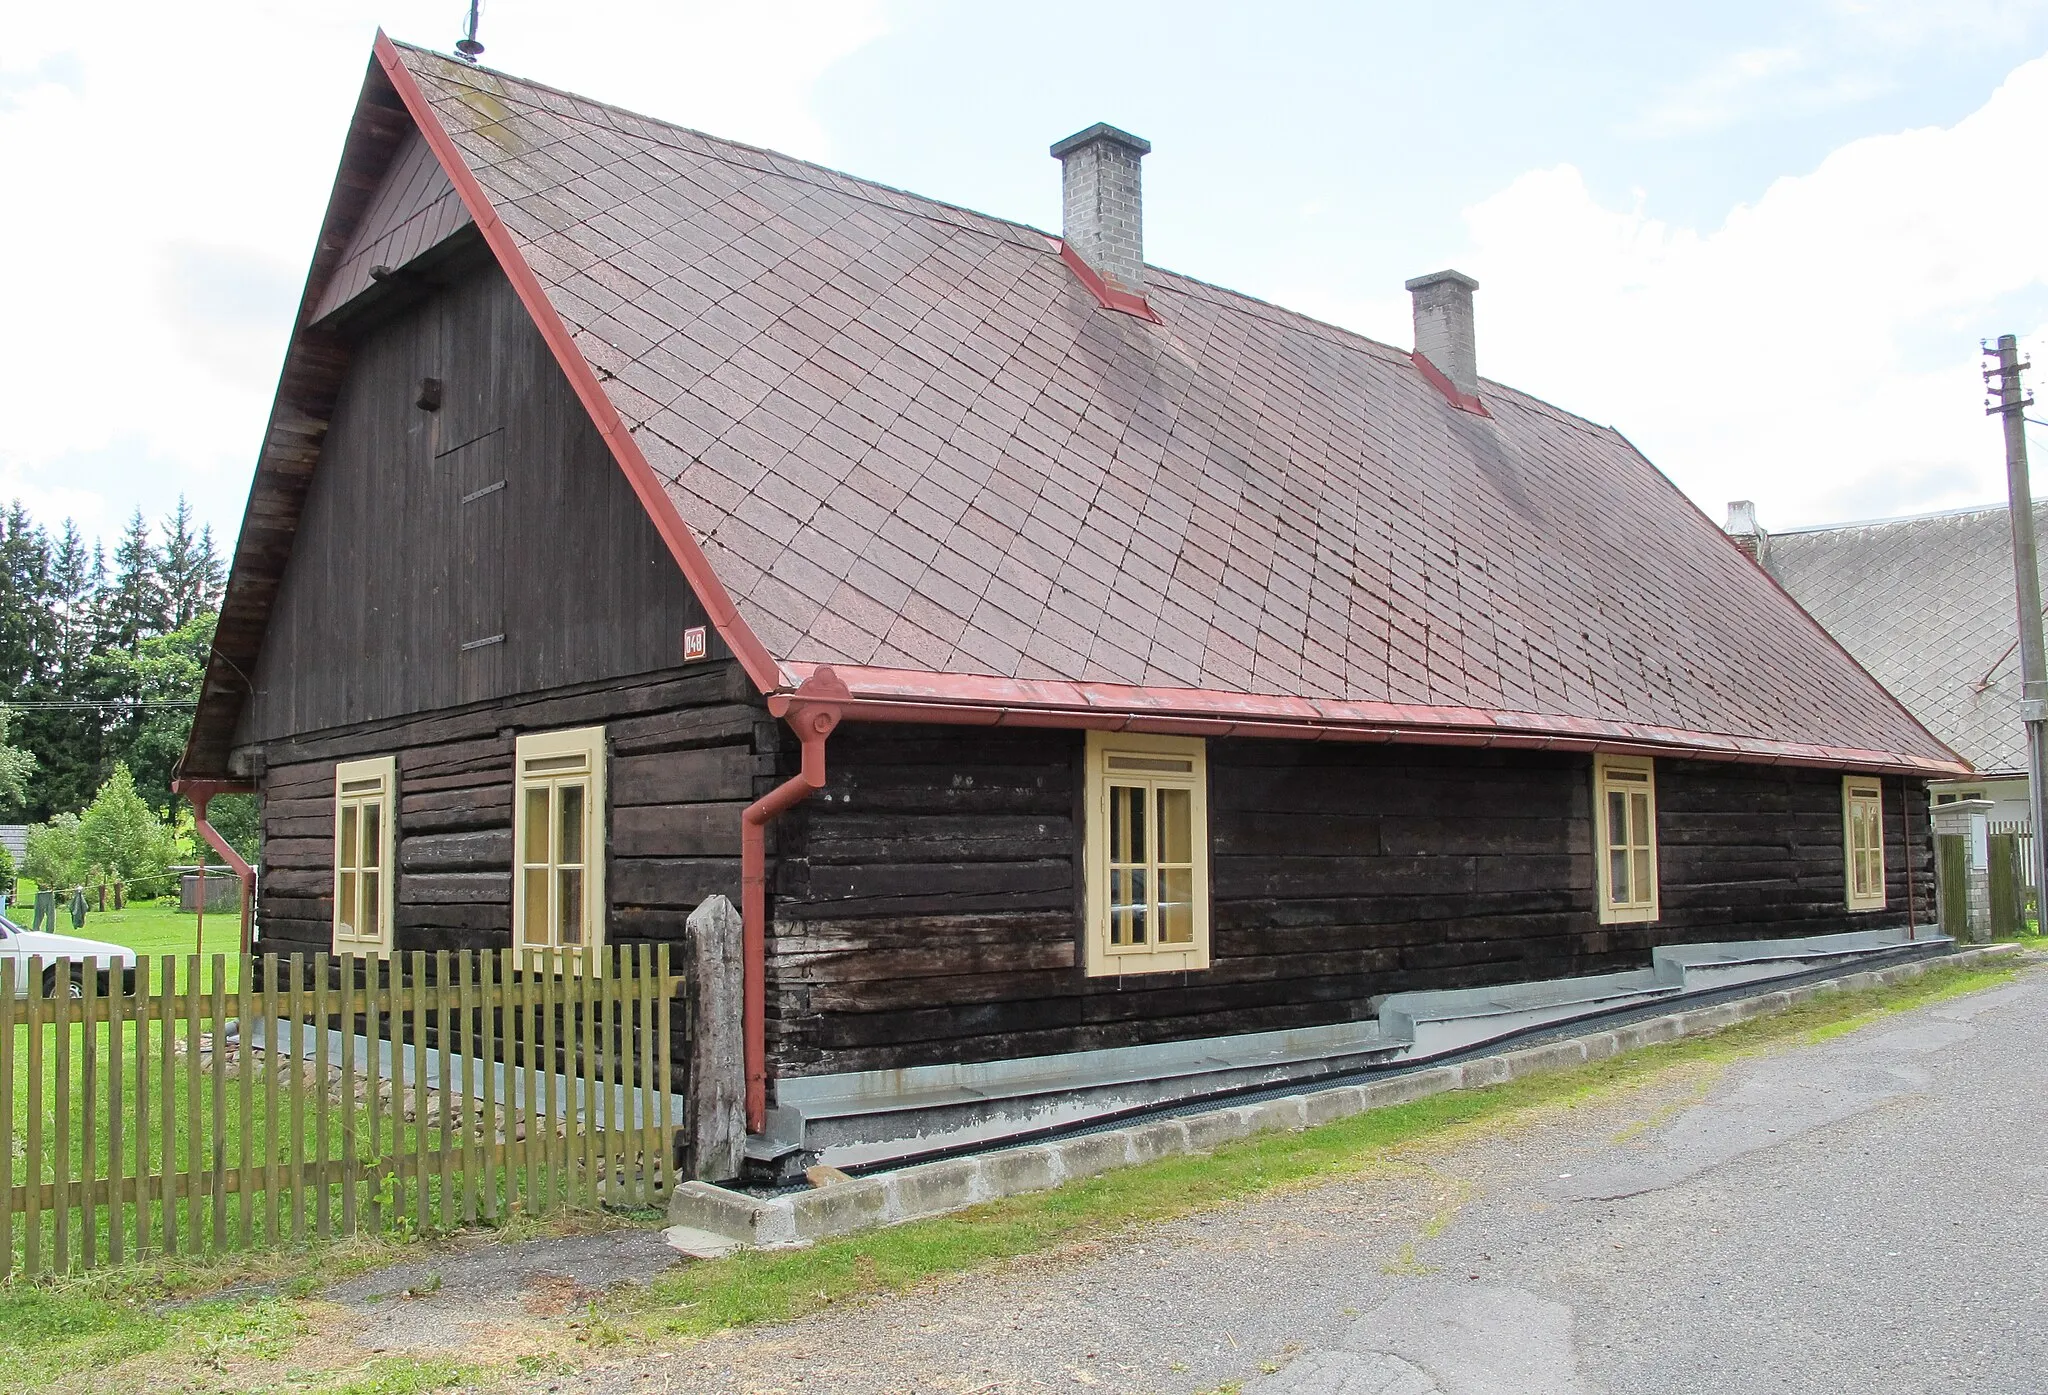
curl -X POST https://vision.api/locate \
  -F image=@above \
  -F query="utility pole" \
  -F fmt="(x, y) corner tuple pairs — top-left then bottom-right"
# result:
(1986, 334), (2048, 917)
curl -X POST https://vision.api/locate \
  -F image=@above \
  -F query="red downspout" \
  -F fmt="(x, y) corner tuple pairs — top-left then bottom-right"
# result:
(174, 779), (257, 955)
(742, 670), (847, 1134)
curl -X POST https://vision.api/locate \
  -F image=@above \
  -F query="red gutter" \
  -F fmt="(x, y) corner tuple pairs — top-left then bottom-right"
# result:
(776, 662), (1973, 780)
(1051, 238), (1163, 323)
(740, 667), (849, 1133)
(172, 779), (257, 955)
(372, 33), (785, 697)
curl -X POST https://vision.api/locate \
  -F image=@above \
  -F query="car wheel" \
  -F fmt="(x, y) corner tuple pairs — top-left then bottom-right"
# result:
(42, 965), (85, 999)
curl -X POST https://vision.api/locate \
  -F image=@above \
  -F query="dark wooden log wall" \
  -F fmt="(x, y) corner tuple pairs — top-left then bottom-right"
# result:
(249, 665), (770, 956)
(765, 726), (1932, 1080)
(233, 259), (723, 748)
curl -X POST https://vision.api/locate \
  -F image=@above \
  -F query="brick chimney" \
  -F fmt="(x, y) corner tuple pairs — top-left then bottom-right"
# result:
(1051, 122), (1150, 294)
(1405, 270), (1480, 397)
(1726, 500), (1769, 565)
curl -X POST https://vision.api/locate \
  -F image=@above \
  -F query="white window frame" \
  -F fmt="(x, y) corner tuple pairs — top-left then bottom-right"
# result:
(1844, 776), (1887, 912)
(512, 726), (608, 956)
(1083, 730), (1212, 977)
(332, 755), (397, 956)
(1593, 754), (1659, 925)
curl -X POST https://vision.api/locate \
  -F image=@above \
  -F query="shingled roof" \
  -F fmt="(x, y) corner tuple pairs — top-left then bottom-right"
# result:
(1764, 503), (2045, 777)
(180, 35), (1965, 779)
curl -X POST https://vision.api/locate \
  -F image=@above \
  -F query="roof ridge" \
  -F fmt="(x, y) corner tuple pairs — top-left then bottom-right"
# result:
(394, 38), (1626, 443)
(1773, 498), (2048, 536)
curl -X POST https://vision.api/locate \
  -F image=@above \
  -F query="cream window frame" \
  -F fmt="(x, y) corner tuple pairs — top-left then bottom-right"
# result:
(1593, 754), (1660, 925)
(1844, 777), (1887, 912)
(1083, 730), (1212, 977)
(332, 755), (397, 957)
(512, 726), (608, 957)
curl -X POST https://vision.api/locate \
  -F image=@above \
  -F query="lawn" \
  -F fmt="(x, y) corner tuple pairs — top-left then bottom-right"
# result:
(12, 879), (242, 992)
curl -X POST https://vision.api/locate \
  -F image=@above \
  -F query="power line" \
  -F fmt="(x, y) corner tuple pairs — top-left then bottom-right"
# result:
(1, 700), (196, 711)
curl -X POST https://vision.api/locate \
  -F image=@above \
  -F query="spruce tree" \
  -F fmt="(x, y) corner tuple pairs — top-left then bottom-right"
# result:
(103, 508), (162, 650)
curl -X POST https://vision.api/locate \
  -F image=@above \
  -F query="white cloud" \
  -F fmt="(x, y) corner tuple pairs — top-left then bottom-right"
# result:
(1300, 51), (2048, 529)
(0, 1), (883, 544)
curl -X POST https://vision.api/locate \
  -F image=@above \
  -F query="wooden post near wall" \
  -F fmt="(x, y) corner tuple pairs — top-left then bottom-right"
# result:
(685, 894), (746, 1182)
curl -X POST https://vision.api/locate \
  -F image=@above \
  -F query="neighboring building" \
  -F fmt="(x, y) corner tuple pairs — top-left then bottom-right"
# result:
(179, 36), (1962, 1172)
(1734, 499), (2045, 856)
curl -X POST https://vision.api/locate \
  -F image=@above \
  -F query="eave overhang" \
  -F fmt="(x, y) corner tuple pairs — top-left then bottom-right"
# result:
(775, 663), (1974, 779)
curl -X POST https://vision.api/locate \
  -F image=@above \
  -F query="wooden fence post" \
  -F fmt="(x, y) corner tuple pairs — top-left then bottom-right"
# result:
(1937, 832), (1976, 942)
(685, 895), (743, 1182)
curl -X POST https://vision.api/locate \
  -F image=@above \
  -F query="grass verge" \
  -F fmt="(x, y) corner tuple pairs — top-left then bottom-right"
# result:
(0, 956), (2017, 1392)
(613, 959), (2016, 1343)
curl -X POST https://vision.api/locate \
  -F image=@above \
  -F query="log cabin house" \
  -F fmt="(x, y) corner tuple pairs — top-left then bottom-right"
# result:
(177, 35), (1968, 1176)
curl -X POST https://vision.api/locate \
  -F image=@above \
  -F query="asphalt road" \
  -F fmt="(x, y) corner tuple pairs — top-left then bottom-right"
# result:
(553, 965), (2048, 1394)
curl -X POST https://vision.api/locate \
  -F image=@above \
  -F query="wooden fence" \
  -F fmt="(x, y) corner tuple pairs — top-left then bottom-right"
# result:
(2, 946), (679, 1279)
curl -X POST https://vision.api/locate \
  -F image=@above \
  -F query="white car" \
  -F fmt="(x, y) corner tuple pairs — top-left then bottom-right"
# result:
(0, 913), (139, 997)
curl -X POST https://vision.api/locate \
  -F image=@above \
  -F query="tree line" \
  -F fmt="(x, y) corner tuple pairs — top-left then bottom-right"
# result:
(0, 497), (257, 897)
(0, 497), (224, 819)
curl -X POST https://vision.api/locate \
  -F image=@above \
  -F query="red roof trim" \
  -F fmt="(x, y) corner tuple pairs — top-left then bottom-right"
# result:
(1051, 239), (1163, 323)
(778, 662), (1971, 778)
(372, 32), (785, 694)
(1410, 350), (1491, 417)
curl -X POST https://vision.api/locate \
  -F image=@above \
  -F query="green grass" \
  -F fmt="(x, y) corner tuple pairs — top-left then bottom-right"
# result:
(614, 959), (2017, 1343)
(12, 879), (243, 994)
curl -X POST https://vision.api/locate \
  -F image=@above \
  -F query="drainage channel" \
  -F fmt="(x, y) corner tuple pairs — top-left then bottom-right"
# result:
(747, 939), (1957, 1197)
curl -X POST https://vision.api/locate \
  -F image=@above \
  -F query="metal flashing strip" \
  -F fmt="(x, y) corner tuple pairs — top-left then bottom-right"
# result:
(761, 926), (1952, 1171)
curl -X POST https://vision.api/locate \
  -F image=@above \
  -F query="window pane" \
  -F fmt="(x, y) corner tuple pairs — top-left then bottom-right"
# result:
(1609, 849), (1630, 904)
(1127, 785), (1147, 862)
(1629, 792), (1651, 850)
(1158, 788), (1192, 865)
(1112, 867), (1149, 945)
(559, 782), (586, 864)
(524, 786), (551, 863)
(1632, 849), (1653, 903)
(339, 804), (358, 872)
(1606, 790), (1628, 851)
(523, 868), (551, 944)
(558, 868), (583, 945)
(362, 802), (381, 872)
(337, 869), (357, 937)
(363, 871), (380, 940)
(1160, 868), (1194, 944)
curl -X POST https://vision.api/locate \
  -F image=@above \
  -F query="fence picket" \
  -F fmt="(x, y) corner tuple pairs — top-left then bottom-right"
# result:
(159, 955), (177, 1256)
(456, 952), (477, 1227)
(237, 960), (255, 1249)
(54, 959), (72, 1273)
(130, 956), (148, 1262)
(80, 961), (100, 1269)
(210, 955), (228, 1255)
(185, 954), (202, 1250)
(478, 953), (499, 1222)
(365, 956), (384, 1235)
(657, 944), (674, 1201)
(22, 956), (42, 1275)
(539, 955), (557, 1215)
(411, 951), (430, 1232)
(108, 968), (125, 1266)
(263, 955), (281, 1246)
(2, 943), (679, 1278)
(340, 955), (359, 1238)
(313, 953), (333, 1242)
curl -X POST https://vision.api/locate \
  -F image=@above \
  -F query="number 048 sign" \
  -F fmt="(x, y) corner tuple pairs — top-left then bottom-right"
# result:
(682, 625), (708, 661)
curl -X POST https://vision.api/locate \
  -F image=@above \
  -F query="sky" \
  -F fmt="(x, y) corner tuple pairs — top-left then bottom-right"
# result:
(7, 0), (2048, 555)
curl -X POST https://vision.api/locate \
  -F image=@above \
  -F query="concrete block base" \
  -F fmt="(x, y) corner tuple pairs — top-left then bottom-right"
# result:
(667, 944), (2021, 1251)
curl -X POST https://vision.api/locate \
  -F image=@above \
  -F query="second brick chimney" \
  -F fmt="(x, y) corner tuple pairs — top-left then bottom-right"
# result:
(1406, 270), (1480, 398)
(1051, 122), (1150, 294)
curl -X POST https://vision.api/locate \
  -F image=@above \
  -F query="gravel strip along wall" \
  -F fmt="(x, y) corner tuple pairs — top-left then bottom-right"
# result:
(667, 945), (2025, 1248)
